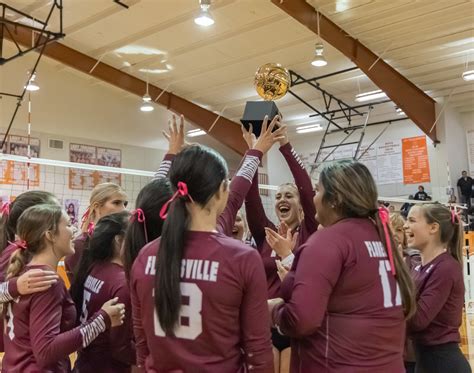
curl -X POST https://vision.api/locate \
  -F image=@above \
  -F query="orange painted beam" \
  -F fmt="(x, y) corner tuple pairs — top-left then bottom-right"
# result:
(271, 0), (437, 142)
(7, 27), (247, 154)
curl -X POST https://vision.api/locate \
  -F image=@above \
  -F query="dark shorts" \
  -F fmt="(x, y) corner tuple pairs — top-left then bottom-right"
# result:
(415, 342), (471, 373)
(271, 328), (291, 352)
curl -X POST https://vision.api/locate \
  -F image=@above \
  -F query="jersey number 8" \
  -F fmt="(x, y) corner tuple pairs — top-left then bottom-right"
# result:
(154, 282), (203, 340)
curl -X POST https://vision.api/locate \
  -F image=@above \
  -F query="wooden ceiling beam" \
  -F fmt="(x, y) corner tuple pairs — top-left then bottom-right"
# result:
(271, 0), (438, 142)
(7, 26), (247, 154)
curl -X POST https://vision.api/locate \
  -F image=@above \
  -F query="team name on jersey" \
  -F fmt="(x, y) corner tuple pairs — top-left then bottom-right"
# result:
(364, 241), (387, 258)
(84, 275), (104, 294)
(144, 256), (219, 282)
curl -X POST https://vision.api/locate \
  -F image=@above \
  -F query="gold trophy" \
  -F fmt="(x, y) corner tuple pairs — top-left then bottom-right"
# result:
(241, 63), (291, 136)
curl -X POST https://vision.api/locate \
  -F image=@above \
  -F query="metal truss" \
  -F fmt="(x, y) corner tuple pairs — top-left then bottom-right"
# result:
(0, 1), (64, 149)
(287, 67), (408, 173)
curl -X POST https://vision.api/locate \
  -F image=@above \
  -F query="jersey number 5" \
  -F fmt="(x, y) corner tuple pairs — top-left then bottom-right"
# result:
(154, 282), (203, 340)
(80, 290), (92, 324)
(378, 260), (401, 308)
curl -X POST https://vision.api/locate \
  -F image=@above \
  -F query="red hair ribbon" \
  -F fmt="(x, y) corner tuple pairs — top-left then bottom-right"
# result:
(0, 201), (10, 217)
(9, 240), (27, 251)
(379, 206), (396, 276)
(81, 207), (91, 224)
(131, 208), (149, 243)
(159, 181), (194, 220)
(87, 222), (95, 236)
(451, 208), (459, 224)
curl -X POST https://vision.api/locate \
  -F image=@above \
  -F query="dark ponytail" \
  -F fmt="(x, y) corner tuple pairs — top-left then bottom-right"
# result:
(122, 179), (172, 278)
(156, 145), (228, 335)
(0, 191), (57, 252)
(70, 211), (129, 322)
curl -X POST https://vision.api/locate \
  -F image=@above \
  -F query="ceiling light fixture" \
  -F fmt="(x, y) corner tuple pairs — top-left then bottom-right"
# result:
(140, 76), (154, 112)
(296, 124), (323, 134)
(194, 0), (215, 27)
(25, 72), (40, 91)
(355, 89), (387, 102)
(187, 129), (206, 137)
(395, 107), (405, 116)
(462, 52), (474, 81)
(311, 10), (327, 67)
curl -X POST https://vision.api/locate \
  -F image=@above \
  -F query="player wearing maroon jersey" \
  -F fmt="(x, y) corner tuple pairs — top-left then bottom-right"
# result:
(0, 190), (61, 353)
(270, 160), (416, 372)
(123, 115), (186, 278)
(242, 118), (318, 372)
(65, 182), (128, 282)
(405, 204), (470, 373)
(70, 211), (135, 373)
(131, 124), (285, 372)
(2, 204), (125, 372)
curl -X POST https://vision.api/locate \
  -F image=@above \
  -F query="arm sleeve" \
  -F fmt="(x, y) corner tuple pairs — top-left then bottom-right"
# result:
(131, 273), (149, 368)
(30, 284), (111, 368)
(408, 266), (454, 332)
(279, 143), (318, 235)
(109, 283), (136, 365)
(217, 149), (263, 236)
(0, 279), (20, 303)
(240, 250), (274, 372)
(152, 153), (175, 180)
(272, 236), (344, 338)
(244, 172), (274, 248)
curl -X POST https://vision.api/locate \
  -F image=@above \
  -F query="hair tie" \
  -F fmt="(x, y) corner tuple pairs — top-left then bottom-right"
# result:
(81, 207), (91, 224)
(1, 201), (10, 217)
(159, 181), (194, 220)
(450, 208), (459, 224)
(87, 222), (95, 236)
(8, 240), (27, 251)
(131, 208), (149, 243)
(379, 206), (396, 276)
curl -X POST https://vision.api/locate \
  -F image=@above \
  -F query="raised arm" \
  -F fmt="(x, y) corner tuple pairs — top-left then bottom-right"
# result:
(153, 114), (185, 180)
(240, 250), (274, 372)
(272, 234), (343, 338)
(279, 139), (317, 235)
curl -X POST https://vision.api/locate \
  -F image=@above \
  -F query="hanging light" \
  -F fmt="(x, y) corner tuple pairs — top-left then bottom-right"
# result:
(462, 70), (474, 81)
(395, 106), (405, 116)
(140, 77), (154, 112)
(296, 123), (323, 134)
(311, 43), (327, 67)
(25, 72), (40, 91)
(355, 89), (387, 102)
(194, 0), (215, 27)
(187, 129), (206, 137)
(311, 10), (327, 67)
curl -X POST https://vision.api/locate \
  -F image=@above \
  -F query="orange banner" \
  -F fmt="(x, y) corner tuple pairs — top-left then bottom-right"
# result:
(402, 136), (431, 184)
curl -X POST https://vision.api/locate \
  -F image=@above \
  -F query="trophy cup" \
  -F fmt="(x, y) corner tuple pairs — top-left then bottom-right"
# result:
(241, 63), (291, 137)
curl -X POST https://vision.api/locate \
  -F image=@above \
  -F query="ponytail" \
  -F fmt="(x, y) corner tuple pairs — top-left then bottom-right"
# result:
(154, 145), (228, 335)
(0, 213), (14, 255)
(6, 248), (32, 280)
(155, 198), (190, 334)
(373, 213), (416, 319)
(449, 218), (463, 264)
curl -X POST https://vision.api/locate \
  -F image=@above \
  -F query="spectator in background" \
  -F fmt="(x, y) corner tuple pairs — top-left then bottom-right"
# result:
(457, 171), (473, 209)
(414, 186), (431, 201)
(401, 195), (415, 218)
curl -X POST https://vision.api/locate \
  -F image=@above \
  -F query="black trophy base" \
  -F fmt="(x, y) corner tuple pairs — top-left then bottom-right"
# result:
(240, 101), (280, 137)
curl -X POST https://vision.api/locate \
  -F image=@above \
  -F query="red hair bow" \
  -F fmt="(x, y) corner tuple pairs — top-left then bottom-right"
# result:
(0, 201), (10, 217)
(131, 208), (148, 243)
(379, 206), (396, 276)
(159, 182), (194, 220)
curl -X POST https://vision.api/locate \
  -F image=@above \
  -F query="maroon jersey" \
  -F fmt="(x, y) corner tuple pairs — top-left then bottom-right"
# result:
(74, 262), (134, 373)
(245, 143), (317, 298)
(2, 264), (111, 372)
(273, 218), (405, 372)
(408, 252), (464, 346)
(130, 232), (273, 372)
(0, 242), (18, 280)
(65, 232), (89, 282)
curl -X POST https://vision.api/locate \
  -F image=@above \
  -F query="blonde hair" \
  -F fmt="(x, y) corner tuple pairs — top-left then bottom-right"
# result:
(319, 160), (415, 318)
(390, 213), (407, 250)
(81, 183), (126, 232)
(418, 204), (463, 264)
(6, 204), (63, 280)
